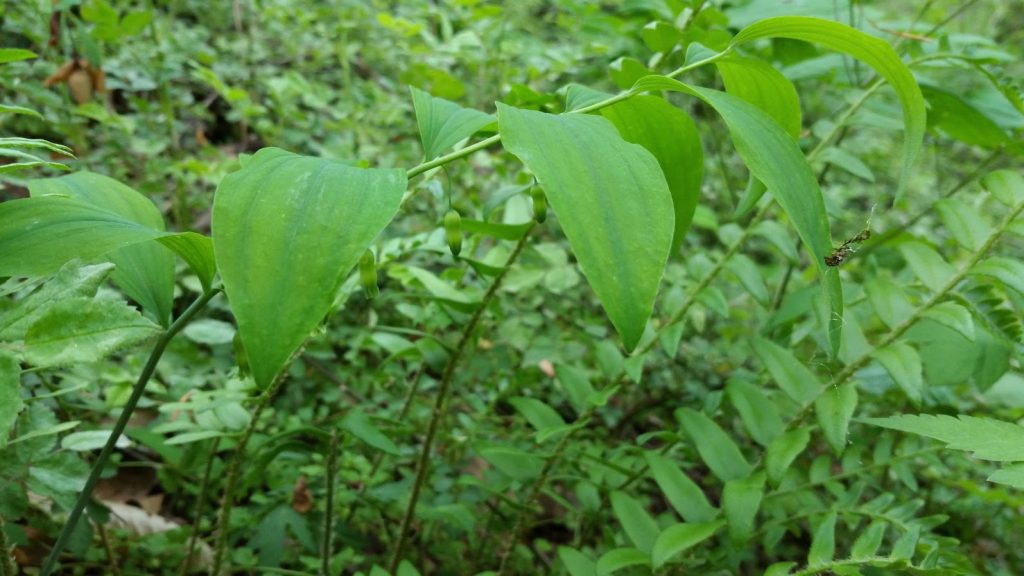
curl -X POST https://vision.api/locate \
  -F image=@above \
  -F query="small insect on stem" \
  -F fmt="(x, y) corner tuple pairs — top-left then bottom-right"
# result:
(825, 229), (871, 267)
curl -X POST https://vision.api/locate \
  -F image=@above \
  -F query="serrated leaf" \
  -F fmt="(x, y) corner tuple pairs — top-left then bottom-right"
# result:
(0, 351), (22, 450)
(751, 337), (823, 404)
(498, 104), (674, 351)
(0, 261), (114, 340)
(651, 521), (723, 569)
(874, 342), (924, 404)
(677, 408), (752, 481)
(24, 297), (162, 367)
(610, 491), (659, 553)
(730, 16), (926, 202)
(645, 452), (718, 523)
(601, 95), (703, 255)
(726, 379), (783, 446)
(866, 413), (1024, 461)
(633, 75), (842, 354)
(410, 86), (495, 161)
(815, 382), (857, 455)
(212, 148), (405, 388)
(807, 511), (836, 566)
(30, 172), (175, 325)
(765, 427), (810, 486)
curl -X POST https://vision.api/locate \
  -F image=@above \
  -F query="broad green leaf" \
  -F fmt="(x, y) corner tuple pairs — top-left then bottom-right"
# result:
(866, 414), (1024, 461)
(726, 379), (783, 446)
(564, 83), (611, 112)
(815, 382), (858, 454)
(765, 427), (811, 486)
(645, 452), (718, 523)
(641, 21), (680, 53)
(874, 342), (924, 404)
(899, 241), (955, 292)
(0, 350), (22, 450)
(716, 56), (801, 138)
(341, 410), (400, 455)
(676, 408), (752, 481)
(24, 297), (162, 367)
(921, 301), (975, 341)
(609, 57), (650, 89)
(632, 76), (841, 354)
(981, 169), (1024, 207)
(558, 547), (597, 576)
(722, 472), (764, 542)
(971, 257), (1024, 296)
(498, 104), (674, 351)
(212, 148), (405, 388)
(30, 172), (175, 326)
(601, 95), (703, 254)
(0, 48), (37, 64)
(751, 337), (823, 404)
(730, 16), (927, 202)
(651, 521), (724, 569)
(922, 85), (1009, 148)
(851, 521), (887, 559)
(0, 261), (114, 340)
(595, 547), (649, 575)
(935, 199), (990, 251)
(410, 86), (495, 161)
(988, 465), (1024, 489)
(807, 511), (836, 566)
(157, 232), (217, 292)
(610, 491), (659, 553)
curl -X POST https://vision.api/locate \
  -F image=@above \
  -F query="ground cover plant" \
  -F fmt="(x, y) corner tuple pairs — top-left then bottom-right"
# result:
(1, 0), (1023, 574)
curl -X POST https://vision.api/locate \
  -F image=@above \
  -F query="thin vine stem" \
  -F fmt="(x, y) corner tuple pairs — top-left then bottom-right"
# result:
(180, 436), (222, 576)
(39, 287), (221, 576)
(387, 224), (535, 572)
(320, 430), (340, 576)
(211, 371), (290, 576)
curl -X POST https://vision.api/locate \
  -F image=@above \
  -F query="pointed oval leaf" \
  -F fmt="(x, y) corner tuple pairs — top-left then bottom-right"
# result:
(716, 56), (802, 138)
(558, 547), (597, 576)
(726, 378), (783, 446)
(410, 86), (495, 161)
(676, 407), (752, 482)
(498, 104), (674, 351)
(874, 342), (924, 404)
(898, 241), (955, 293)
(815, 382), (858, 455)
(730, 16), (926, 202)
(610, 491), (660, 553)
(212, 148), (405, 388)
(0, 261), (114, 340)
(722, 472), (765, 542)
(981, 169), (1024, 207)
(644, 452), (718, 523)
(600, 95), (703, 254)
(807, 511), (837, 567)
(765, 427), (811, 486)
(595, 548), (649, 576)
(751, 337), (823, 404)
(24, 297), (162, 367)
(651, 521), (724, 569)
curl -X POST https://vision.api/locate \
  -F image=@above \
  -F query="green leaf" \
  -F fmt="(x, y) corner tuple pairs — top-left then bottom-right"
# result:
(751, 337), (823, 404)
(556, 364), (595, 414)
(595, 547), (649, 575)
(851, 521), (886, 559)
(935, 199), (990, 251)
(807, 511), (836, 566)
(645, 452), (718, 523)
(921, 301), (975, 341)
(726, 254), (770, 305)
(865, 277), (913, 328)
(716, 56), (802, 138)
(460, 219), (532, 241)
(0, 350), (22, 450)
(498, 104), (674, 351)
(0, 261), (114, 340)
(898, 241), (955, 293)
(60, 430), (130, 451)
(558, 547), (597, 576)
(651, 521), (724, 569)
(730, 16), (926, 202)
(508, 396), (565, 437)
(610, 491), (660, 553)
(815, 382), (858, 454)
(477, 444), (543, 480)
(410, 86), (495, 161)
(971, 257), (1024, 296)
(865, 414), (1024, 461)
(676, 408), (752, 482)
(987, 464), (1024, 489)
(922, 85), (1008, 148)
(765, 427), (811, 486)
(601, 95), (703, 254)
(340, 410), (400, 455)
(24, 297), (162, 367)
(632, 76), (841, 354)
(874, 342), (924, 405)
(722, 472), (764, 542)
(764, 562), (797, 576)
(157, 232), (217, 292)
(981, 169), (1024, 207)
(726, 379), (783, 446)
(212, 148), (405, 388)
(891, 524), (920, 561)
(816, 147), (875, 182)
(30, 172), (175, 326)
(0, 48), (37, 64)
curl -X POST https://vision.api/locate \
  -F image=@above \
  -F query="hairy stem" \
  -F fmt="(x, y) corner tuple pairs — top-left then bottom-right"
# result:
(39, 288), (220, 576)
(388, 226), (534, 572)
